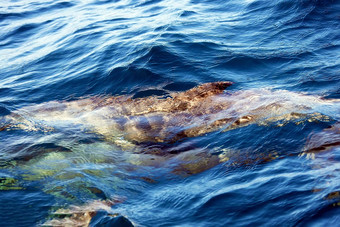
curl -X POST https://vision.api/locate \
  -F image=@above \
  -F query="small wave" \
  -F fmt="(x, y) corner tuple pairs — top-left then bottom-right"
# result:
(0, 1), (75, 22)
(1, 20), (52, 44)
(0, 104), (11, 116)
(103, 66), (165, 94)
(136, 0), (163, 7)
(0, 141), (72, 164)
(179, 10), (197, 18)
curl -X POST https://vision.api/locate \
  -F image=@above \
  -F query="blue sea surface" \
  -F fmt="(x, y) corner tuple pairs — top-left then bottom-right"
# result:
(0, 0), (340, 226)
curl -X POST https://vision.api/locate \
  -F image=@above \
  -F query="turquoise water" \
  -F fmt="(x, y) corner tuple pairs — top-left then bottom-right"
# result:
(0, 0), (340, 226)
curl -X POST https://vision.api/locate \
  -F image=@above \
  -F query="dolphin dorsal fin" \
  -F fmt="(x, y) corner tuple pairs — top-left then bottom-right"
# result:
(183, 81), (233, 98)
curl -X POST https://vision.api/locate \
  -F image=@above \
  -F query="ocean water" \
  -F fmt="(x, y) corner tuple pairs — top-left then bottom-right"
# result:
(0, 0), (340, 226)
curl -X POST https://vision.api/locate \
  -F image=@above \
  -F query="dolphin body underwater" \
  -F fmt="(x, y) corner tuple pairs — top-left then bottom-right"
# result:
(1, 82), (339, 226)
(1, 81), (339, 174)
(1, 81), (338, 149)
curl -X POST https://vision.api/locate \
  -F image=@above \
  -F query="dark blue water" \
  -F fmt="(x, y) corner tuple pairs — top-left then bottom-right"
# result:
(1, 0), (340, 226)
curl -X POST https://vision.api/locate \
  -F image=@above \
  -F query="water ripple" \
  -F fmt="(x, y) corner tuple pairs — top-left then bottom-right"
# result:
(0, 0), (340, 226)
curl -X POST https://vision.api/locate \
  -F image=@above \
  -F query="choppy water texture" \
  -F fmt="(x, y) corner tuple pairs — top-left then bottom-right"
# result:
(1, 0), (340, 226)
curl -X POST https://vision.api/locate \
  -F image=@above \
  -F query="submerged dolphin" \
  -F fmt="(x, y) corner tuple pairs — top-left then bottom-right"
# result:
(1, 81), (338, 150)
(1, 82), (339, 226)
